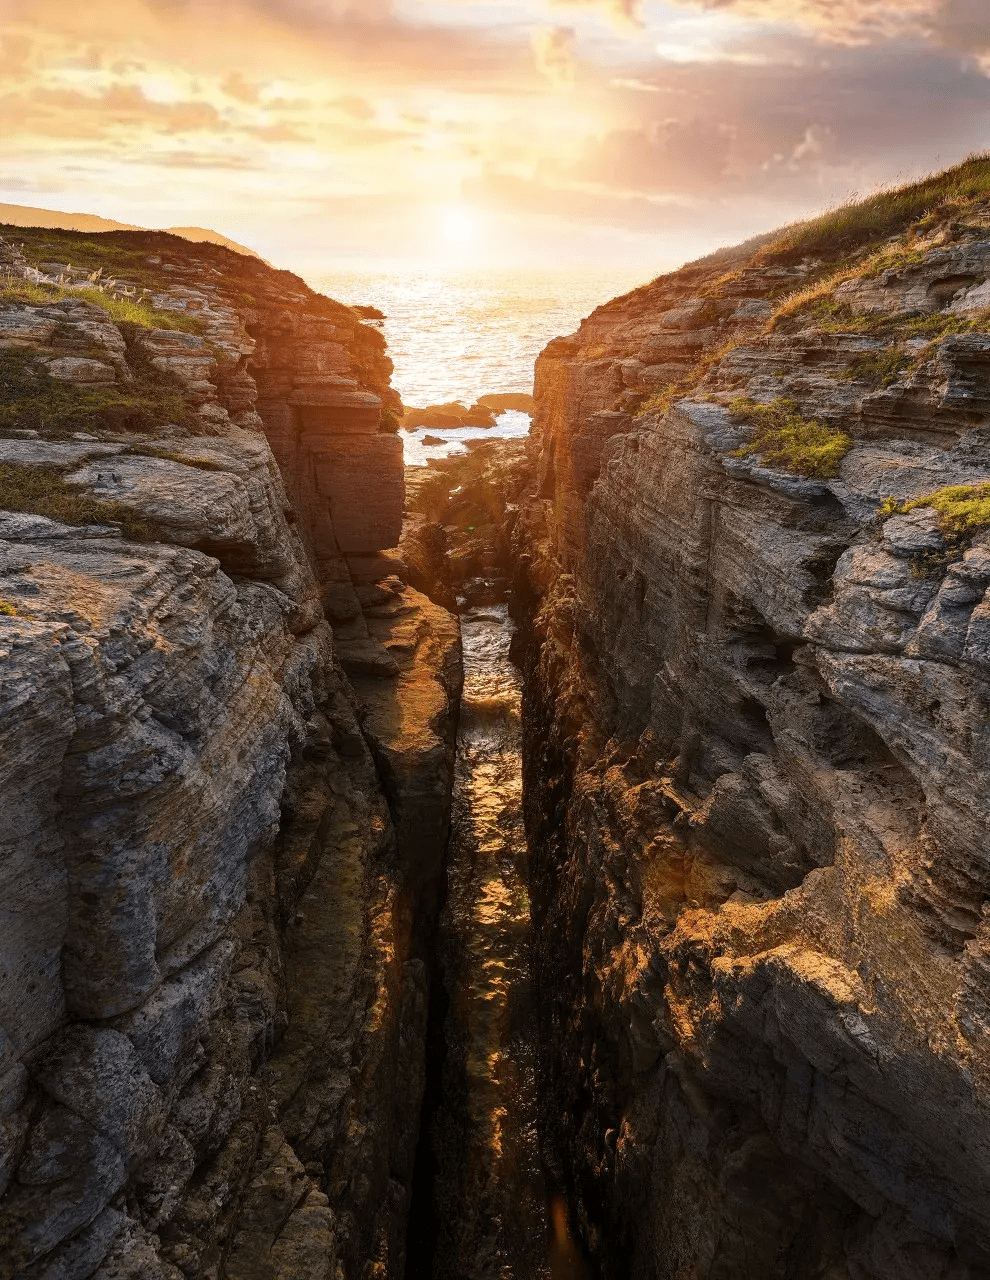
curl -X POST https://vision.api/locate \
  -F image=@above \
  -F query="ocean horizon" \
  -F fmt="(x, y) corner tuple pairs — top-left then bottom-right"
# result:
(308, 267), (647, 464)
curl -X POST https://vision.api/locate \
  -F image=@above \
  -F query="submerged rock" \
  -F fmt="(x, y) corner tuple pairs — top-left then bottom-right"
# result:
(401, 401), (497, 430)
(476, 392), (535, 414)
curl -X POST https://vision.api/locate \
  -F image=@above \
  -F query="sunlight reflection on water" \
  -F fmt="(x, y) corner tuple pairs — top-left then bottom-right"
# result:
(430, 603), (549, 1280)
(307, 268), (645, 465)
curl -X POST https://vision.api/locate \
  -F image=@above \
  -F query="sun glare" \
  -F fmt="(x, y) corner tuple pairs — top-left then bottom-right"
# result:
(440, 207), (477, 245)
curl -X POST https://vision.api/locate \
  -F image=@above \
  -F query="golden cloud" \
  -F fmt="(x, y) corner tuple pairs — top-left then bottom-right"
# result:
(673, 0), (966, 48)
(532, 26), (577, 84)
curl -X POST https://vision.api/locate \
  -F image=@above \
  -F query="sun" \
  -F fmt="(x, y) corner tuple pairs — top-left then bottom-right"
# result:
(440, 206), (477, 245)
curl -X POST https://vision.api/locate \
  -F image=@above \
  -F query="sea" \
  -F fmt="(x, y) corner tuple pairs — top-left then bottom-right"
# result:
(308, 269), (647, 465)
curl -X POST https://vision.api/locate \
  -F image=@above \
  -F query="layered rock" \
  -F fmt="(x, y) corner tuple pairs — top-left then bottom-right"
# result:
(514, 205), (990, 1277)
(0, 232), (459, 1278)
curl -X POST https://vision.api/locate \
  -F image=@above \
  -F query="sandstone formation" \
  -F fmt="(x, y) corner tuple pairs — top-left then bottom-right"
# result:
(10, 173), (990, 1280)
(512, 198), (990, 1277)
(0, 230), (460, 1278)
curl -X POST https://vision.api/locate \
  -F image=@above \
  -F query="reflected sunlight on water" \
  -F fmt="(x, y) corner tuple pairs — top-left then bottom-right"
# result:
(308, 268), (645, 465)
(428, 603), (551, 1280)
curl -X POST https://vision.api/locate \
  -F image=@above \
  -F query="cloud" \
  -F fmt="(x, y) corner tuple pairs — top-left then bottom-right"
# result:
(554, 34), (990, 213)
(1, 0), (538, 94)
(2, 0), (989, 268)
(936, 0), (990, 57)
(549, 0), (643, 27)
(331, 95), (374, 121)
(158, 150), (258, 170)
(667, 0), (990, 57)
(465, 165), (704, 231)
(0, 29), (32, 75)
(674, 0), (934, 43)
(532, 26), (577, 84)
(572, 118), (733, 192)
(0, 82), (224, 138)
(222, 72), (259, 103)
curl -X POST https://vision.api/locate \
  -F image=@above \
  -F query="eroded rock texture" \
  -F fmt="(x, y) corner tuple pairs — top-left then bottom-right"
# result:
(0, 233), (459, 1278)
(515, 212), (990, 1277)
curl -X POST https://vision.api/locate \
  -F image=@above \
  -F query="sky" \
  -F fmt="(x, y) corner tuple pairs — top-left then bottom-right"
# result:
(0, 0), (988, 271)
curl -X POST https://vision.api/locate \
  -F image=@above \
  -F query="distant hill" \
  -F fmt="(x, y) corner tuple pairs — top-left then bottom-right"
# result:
(161, 226), (266, 260)
(0, 203), (264, 260)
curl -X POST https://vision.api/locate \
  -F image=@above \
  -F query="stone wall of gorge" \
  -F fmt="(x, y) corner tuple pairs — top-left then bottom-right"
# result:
(0, 230), (459, 1279)
(513, 204), (990, 1278)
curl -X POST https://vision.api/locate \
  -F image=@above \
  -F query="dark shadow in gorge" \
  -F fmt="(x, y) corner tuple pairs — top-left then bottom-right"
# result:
(406, 598), (593, 1280)
(404, 915), (449, 1279)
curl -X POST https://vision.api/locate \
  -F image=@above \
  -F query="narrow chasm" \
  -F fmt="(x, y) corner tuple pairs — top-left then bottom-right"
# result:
(403, 445), (591, 1280)
(417, 596), (544, 1279)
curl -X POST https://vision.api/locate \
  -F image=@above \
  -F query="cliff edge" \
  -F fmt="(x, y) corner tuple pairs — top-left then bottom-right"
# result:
(0, 229), (459, 1279)
(514, 159), (990, 1279)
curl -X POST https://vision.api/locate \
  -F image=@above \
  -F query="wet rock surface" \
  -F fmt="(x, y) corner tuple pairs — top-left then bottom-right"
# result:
(398, 447), (590, 1280)
(512, 210), (990, 1278)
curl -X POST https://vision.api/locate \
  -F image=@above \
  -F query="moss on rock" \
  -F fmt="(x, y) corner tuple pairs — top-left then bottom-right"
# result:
(729, 397), (852, 478)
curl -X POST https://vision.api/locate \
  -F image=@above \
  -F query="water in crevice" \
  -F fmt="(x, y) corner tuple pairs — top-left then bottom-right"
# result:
(407, 600), (589, 1280)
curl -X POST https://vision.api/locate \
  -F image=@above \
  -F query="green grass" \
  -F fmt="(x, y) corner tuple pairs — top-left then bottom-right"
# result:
(729, 397), (852, 478)
(5, 228), (180, 292)
(901, 310), (990, 339)
(756, 154), (990, 263)
(0, 462), (155, 539)
(841, 349), (914, 387)
(880, 483), (990, 539)
(880, 482), (990, 577)
(0, 278), (202, 331)
(770, 263), (990, 354)
(767, 239), (935, 329)
(801, 303), (990, 343)
(634, 385), (682, 418)
(0, 599), (16, 616)
(0, 347), (193, 436)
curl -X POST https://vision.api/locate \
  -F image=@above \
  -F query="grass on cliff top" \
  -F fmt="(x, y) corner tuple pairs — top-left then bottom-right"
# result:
(0, 277), (202, 331)
(881, 483), (990, 540)
(766, 241), (929, 328)
(730, 397), (852, 478)
(757, 154), (990, 263)
(4, 227), (191, 294)
(0, 462), (154, 539)
(0, 347), (193, 436)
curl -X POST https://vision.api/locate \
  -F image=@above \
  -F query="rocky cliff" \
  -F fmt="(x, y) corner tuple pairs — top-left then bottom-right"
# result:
(514, 178), (990, 1277)
(0, 230), (459, 1279)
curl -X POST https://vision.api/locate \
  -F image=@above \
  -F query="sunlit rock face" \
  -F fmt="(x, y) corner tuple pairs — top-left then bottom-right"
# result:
(0, 232), (459, 1279)
(514, 210), (990, 1278)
